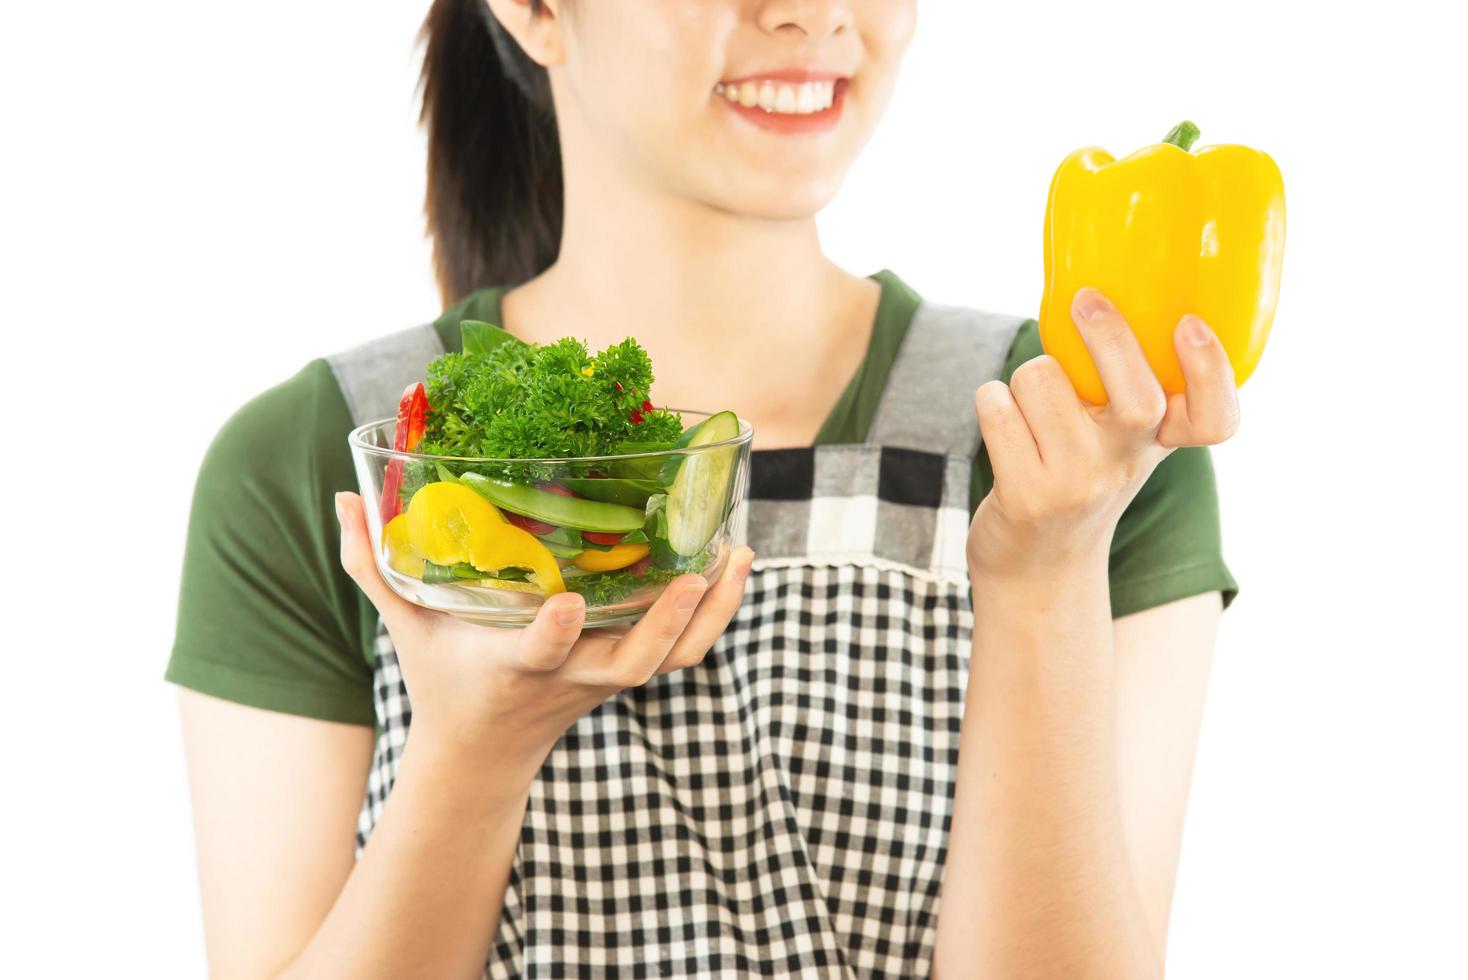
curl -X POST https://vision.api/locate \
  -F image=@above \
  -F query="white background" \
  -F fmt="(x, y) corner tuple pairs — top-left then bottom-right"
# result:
(3, 1), (1464, 976)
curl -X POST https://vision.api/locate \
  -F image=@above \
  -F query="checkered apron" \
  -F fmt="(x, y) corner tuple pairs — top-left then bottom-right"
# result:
(329, 302), (1027, 978)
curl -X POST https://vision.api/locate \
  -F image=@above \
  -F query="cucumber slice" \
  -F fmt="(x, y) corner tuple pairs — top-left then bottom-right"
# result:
(661, 411), (740, 556)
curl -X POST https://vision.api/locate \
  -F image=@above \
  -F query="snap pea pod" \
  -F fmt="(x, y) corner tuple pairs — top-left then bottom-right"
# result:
(459, 472), (645, 533)
(559, 477), (662, 507)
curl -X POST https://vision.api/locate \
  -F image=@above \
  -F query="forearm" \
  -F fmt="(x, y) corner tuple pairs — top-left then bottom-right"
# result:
(933, 549), (1160, 980)
(278, 733), (544, 980)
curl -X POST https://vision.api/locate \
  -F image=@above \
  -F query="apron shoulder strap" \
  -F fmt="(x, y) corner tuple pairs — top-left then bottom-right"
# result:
(865, 300), (1029, 459)
(326, 323), (446, 427)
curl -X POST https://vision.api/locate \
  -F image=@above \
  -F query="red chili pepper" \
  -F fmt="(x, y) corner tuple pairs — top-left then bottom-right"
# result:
(614, 381), (624, 393)
(641, 399), (654, 413)
(630, 409), (644, 425)
(379, 382), (428, 524)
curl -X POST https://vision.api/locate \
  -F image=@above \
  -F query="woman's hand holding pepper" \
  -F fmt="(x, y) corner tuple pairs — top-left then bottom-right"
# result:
(967, 287), (1242, 584)
(335, 490), (754, 781)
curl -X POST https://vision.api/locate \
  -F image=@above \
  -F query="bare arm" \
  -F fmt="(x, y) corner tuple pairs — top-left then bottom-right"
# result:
(180, 692), (373, 978)
(934, 572), (1218, 978)
(179, 491), (754, 979)
(1113, 590), (1219, 950)
(934, 287), (1239, 976)
(179, 687), (537, 980)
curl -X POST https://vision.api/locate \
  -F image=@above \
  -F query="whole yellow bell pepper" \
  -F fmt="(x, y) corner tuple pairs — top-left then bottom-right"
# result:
(404, 481), (565, 595)
(1039, 121), (1285, 405)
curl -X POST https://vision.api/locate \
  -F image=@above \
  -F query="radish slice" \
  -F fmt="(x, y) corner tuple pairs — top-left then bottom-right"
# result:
(505, 511), (557, 536)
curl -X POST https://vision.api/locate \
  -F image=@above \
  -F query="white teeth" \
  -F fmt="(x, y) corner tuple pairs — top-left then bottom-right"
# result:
(715, 78), (839, 115)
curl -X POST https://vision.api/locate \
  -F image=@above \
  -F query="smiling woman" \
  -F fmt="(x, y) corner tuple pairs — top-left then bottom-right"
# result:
(167, 1), (1239, 977)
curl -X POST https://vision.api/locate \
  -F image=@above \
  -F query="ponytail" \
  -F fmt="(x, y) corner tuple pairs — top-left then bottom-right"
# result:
(420, 0), (563, 305)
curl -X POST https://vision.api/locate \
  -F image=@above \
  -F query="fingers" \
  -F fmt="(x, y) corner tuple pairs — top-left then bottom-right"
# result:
(1070, 288), (1167, 436)
(1157, 315), (1242, 448)
(1006, 354), (1091, 466)
(570, 572), (710, 688)
(514, 591), (586, 672)
(335, 492), (425, 634)
(654, 546), (754, 675)
(975, 380), (1041, 493)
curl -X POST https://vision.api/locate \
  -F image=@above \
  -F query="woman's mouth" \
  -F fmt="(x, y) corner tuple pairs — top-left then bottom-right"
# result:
(714, 79), (839, 114)
(713, 74), (849, 135)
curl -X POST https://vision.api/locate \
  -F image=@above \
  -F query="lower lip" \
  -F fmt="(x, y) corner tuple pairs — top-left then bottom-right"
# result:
(719, 79), (848, 135)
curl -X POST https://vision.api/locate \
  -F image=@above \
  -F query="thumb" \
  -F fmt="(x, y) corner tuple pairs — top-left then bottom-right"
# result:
(335, 491), (424, 634)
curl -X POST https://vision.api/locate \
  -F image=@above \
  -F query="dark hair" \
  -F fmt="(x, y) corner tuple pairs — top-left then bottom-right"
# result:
(421, 0), (563, 305)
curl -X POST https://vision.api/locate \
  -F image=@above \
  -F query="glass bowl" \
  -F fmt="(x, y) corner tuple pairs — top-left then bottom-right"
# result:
(347, 410), (752, 628)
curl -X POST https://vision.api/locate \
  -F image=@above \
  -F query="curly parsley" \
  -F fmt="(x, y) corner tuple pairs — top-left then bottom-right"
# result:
(417, 323), (683, 463)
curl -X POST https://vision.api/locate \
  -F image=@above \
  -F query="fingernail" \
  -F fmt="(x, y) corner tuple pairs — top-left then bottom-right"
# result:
(676, 584), (705, 611)
(334, 492), (348, 524)
(555, 597), (583, 627)
(737, 551), (754, 584)
(1182, 315), (1211, 347)
(1072, 287), (1114, 322)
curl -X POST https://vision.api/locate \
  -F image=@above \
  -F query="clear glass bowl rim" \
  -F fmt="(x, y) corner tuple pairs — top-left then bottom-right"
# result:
(347, 408), (753, 464)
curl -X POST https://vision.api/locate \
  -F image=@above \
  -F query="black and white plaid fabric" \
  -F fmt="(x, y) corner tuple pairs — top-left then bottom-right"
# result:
(333, 302), (1027, 978)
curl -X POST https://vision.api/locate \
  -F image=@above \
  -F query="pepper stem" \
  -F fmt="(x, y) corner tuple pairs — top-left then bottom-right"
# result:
(1162, 120), (1201, 151)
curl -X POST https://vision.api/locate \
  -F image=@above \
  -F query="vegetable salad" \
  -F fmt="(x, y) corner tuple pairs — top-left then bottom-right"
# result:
(377, 320), (740, 607)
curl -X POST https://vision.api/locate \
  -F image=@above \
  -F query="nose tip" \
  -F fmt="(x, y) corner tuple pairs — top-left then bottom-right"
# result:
(759, 0), (851, 38)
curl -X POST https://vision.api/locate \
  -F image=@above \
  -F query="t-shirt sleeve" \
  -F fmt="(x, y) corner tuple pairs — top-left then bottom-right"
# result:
(972, 319), (1239, 620)
(165, 359), (375, 725)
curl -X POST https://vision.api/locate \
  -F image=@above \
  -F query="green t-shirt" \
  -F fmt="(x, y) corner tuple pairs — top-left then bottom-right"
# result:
(166, 269), (1238, 725)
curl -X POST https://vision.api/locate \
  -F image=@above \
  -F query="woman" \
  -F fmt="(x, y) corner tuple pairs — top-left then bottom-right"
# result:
(170, 1), (1240, 976)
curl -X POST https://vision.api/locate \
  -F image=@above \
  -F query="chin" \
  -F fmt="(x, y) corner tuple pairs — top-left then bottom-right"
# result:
(701, 169), (848, 222)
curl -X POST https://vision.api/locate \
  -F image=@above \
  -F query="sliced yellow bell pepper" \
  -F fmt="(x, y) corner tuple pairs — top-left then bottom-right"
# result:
(1039, 120), (1285, 405)
(404, 481), (565, 595)
(572, 541), (650, 573)
(381, 514), (424, 578)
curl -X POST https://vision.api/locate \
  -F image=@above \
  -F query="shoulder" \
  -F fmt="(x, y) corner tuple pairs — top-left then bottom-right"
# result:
(172, 357), (375, 723)
(204, 358), (351, 474)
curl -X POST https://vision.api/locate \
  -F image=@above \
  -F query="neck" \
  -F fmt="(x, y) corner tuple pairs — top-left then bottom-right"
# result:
(508, 117), (856, 354)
